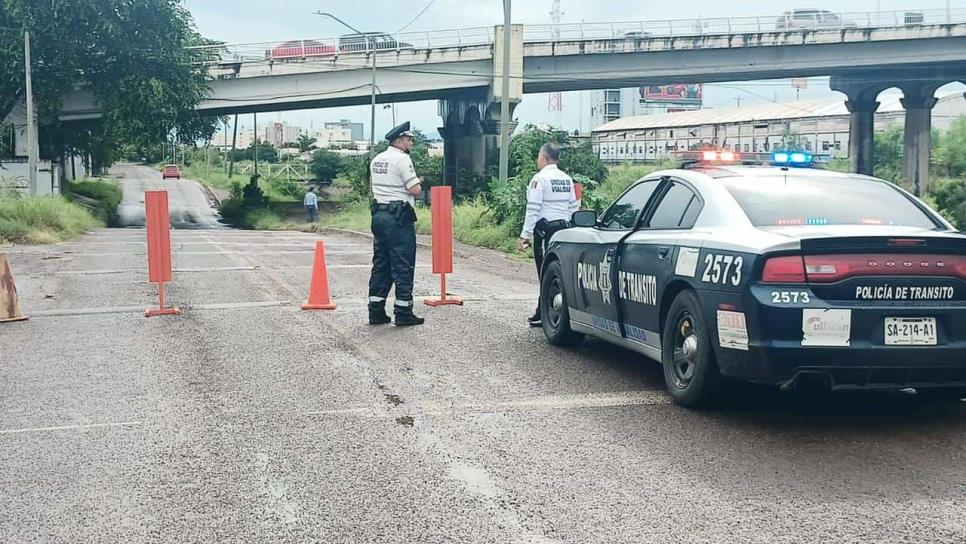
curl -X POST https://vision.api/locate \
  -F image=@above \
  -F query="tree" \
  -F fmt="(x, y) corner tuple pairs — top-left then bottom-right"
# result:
(0, 0), (217, 164)
(933, 117), (966, 179)
(298, 133), (318, 153)
(310, 149), (345, 183)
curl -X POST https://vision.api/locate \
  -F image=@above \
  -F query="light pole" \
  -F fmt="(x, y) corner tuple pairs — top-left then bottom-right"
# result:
(314, 11), (378, 164)
(24, 30), (37, 195)
(498, 0), (512, 188)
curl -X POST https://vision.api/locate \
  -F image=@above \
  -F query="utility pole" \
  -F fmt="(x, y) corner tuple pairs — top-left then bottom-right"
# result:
(253, 112), (259, 179)
(314, 12), (378, 165)
(498, 0), (512, 187)
(228, 114), (238, 179)
(24, 30), (37, 195)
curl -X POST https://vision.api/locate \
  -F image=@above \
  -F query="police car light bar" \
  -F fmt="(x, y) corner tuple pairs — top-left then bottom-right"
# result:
(675, 150), (741, 164)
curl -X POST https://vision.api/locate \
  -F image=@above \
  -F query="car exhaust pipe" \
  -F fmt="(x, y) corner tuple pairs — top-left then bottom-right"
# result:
(779, 371), (832, 392)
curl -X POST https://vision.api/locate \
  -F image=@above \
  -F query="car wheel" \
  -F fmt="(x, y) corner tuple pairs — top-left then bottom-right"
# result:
(661, 290), (721, 408)
(540, 260), (583, 347)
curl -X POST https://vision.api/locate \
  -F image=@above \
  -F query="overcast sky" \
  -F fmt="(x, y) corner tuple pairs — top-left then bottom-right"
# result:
(183, 0), (966, 138)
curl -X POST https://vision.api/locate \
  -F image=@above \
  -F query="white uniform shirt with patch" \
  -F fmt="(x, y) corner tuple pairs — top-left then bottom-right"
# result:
(370, 146), (419, 205)
(520, 164), (579, 239)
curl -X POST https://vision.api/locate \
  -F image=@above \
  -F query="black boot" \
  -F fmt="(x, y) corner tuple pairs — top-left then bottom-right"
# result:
(528, 308), (542, 327)
(394, 307), (425, 327)
(368, 303), (391, 325)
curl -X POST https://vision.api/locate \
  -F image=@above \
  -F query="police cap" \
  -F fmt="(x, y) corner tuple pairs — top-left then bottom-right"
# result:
(385, 121), (415, 142)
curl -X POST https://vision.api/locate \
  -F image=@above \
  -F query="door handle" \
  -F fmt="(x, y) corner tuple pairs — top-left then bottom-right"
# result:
(658, 246), (670, 259)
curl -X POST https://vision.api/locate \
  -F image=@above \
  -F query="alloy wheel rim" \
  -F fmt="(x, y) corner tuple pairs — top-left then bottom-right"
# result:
(672, 314), (699, 388)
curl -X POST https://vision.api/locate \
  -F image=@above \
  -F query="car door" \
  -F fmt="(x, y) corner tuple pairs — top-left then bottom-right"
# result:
(568, 179), (663, 338)
(617, 179), (704, 353)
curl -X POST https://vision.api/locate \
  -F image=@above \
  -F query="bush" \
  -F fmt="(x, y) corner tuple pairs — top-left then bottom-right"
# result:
(593, 160), (679, 204)
(928, 178), (966, 230)
(64, 178), (122, 225)
(0, 194), (101, 244)
(270, 178), (304, 200)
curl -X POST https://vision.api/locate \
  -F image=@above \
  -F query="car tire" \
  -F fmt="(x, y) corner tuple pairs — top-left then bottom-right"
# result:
(661, 290), (721, 408)
(540, 260), (583, 347)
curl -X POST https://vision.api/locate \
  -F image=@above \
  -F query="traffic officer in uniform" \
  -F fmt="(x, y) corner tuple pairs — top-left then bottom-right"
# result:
(517, 142), (579, 327)
(367, 122), (425, 326)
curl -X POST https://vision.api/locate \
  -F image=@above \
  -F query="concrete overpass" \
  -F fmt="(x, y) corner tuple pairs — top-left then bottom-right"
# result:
(58, 8), (966, 192)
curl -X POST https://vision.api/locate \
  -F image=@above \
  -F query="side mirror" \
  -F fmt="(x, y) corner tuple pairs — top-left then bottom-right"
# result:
(572, 210), (597, 228)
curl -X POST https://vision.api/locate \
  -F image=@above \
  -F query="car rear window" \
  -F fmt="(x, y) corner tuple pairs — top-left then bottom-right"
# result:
(720, 176), (940, 229)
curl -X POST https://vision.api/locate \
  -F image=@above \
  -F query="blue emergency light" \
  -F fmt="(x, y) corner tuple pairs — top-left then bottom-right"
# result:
(772, 151), (813, 166)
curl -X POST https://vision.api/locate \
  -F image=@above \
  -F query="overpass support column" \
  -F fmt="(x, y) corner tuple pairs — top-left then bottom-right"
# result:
(830, 77), (886, 176)
(900, 84), (939, 196)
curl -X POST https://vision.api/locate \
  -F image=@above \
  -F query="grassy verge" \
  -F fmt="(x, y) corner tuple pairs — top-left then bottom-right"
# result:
(0, 194), (102, 244)
(64, 178), (122, 225)
(316, 197), (525, 255)
(180, 163), (301, 203)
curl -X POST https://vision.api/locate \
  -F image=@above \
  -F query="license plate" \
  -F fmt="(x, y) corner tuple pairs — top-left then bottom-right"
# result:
(884, 317), (937, 346)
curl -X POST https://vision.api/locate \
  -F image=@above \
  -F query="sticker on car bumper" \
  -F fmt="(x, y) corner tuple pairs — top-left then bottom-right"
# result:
(717, 310), (749, 351)
(802, 309), (852, 347)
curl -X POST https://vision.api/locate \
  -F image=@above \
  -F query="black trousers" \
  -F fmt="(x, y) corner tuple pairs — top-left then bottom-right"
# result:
(531, 230), (548, 315)
(368, 209), (417, 314)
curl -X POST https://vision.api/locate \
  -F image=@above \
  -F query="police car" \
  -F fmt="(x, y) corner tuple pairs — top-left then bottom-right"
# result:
(539, 151), (966, 407)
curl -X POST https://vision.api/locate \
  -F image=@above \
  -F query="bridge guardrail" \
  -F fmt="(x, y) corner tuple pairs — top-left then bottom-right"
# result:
(193, 8), (966, 66)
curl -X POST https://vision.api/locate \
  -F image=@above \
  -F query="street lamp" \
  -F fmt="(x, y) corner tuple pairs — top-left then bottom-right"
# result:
(498, 0), (512, 189)
(313, 11), (378, 165)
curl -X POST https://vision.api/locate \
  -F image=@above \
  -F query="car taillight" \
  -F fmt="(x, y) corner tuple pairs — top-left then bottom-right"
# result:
(802, 254), (966, 282)
(762, 256), (806, 283)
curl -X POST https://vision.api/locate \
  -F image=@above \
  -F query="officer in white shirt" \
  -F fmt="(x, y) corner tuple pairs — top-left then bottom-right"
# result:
(517, 142), (579, 327)
(367, 122), (424, 327)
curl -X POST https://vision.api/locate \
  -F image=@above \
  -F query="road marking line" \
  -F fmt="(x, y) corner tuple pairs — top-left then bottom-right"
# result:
(29, 300), (291, 317)
(303, 407), (371, 416)
(32, 250), (373, 257)
(50, 264), (428, 276)
(0, 421), (142, 435)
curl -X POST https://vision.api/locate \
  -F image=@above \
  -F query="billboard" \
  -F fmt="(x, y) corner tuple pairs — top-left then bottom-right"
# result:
(641, 84), (703, 104)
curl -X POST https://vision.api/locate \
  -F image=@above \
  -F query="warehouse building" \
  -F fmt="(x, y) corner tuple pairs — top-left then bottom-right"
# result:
(591, 93), (966, 163)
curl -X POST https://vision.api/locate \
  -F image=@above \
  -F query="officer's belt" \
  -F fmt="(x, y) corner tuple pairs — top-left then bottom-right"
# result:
(372, 201), (408, 211)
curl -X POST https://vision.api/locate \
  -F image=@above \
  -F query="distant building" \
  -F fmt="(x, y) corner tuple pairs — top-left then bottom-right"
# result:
(212, 127), (256, 150)
(589, 86), (703, 130)
(314, 127), (354, 149)
(263, 122), (303, 149)
(324, 119), (365, 142)
(591, 93), (966, 164)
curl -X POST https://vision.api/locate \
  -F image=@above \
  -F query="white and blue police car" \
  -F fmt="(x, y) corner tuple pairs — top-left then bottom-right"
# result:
(539, 150), (966, 407)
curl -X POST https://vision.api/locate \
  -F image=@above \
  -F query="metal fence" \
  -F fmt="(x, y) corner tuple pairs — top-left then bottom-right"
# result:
(194, 8), (966, 66)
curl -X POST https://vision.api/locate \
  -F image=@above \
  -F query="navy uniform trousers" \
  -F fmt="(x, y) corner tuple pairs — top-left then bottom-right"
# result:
(368, 208), (417, 314)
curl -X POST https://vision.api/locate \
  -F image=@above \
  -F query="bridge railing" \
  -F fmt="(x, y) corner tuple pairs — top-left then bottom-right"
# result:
(196, 8), (966, 66)
(525, 8), (966, 41)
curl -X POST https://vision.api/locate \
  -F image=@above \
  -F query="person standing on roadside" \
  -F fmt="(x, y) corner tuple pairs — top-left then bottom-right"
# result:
(367, 122), (425, 327)
(517, 143), (578, 327)
(304, 187), (319, 223)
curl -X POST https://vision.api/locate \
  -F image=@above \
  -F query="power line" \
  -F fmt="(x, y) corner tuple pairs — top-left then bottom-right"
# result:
(396, 0), (437, 34)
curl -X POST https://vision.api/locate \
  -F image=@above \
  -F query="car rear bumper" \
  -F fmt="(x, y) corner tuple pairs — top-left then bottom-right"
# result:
(737, 343), (966, 390)
(704, 286), (966, 390)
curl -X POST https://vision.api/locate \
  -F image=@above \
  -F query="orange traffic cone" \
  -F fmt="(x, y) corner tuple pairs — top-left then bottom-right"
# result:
(302, 240), (336, 310)
(0, 253), (28, 323)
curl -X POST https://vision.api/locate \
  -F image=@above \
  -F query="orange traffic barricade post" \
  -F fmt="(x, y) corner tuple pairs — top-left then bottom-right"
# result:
(0, 253), (28, 323)
(302, 240), (336, 310)
(144, 191), (181, 317)
(424, 185), (462, 307)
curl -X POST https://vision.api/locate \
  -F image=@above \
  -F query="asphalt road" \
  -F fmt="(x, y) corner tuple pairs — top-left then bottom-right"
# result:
(114, 164), (223, 228)
(2, 190), (966, 542)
